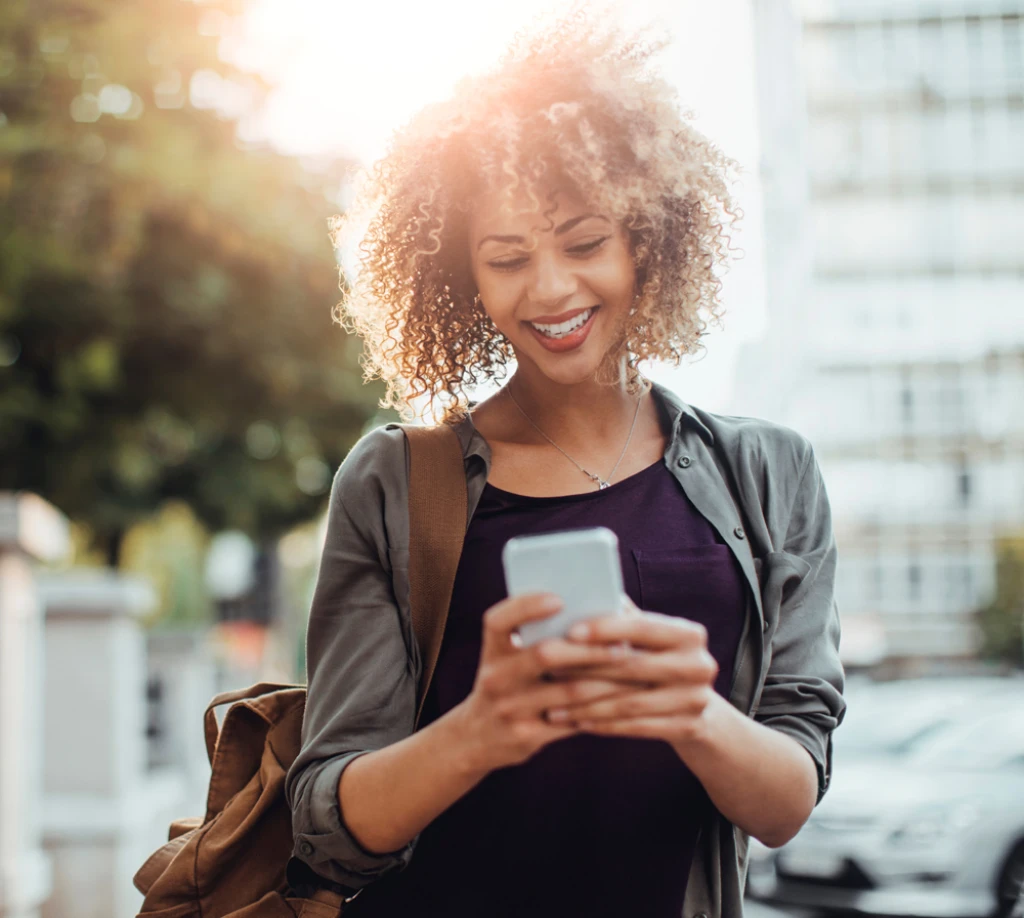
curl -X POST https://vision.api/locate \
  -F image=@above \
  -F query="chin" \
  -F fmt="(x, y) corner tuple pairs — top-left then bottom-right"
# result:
(518, 344), (625, 389)
(536, 362), (603, 388)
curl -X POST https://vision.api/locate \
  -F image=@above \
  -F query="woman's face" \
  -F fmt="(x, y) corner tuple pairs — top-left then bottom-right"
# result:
(468, 187), (636, 387)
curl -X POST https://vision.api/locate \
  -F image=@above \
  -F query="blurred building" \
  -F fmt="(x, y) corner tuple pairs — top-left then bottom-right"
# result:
(744, 0), (1024, 662)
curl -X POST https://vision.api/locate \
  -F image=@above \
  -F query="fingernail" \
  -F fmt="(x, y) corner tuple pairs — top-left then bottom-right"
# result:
(541, 595), (563, 611)
(568, 623), (589, 640)
(608, 642), (628, 656)
(546, 708), (569, 722)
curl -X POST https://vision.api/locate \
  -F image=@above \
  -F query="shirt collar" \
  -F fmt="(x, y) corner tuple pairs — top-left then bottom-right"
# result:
(452, 410), (490, 467)
(453, 377), (713, 467)
(647, 378), (715, 447)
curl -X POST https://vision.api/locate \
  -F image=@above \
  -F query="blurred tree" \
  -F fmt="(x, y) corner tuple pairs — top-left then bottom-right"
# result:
(976, 536), (1024, 667)
(120, 500), (213, 628)
(0, 0), (384, 563)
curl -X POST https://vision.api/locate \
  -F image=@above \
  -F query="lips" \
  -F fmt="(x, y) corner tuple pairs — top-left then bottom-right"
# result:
(528, 305), (594, 325)
(524, 305), (600, 353)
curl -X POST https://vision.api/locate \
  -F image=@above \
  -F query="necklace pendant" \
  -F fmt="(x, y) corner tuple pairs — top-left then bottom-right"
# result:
(598, 480), (610, 490)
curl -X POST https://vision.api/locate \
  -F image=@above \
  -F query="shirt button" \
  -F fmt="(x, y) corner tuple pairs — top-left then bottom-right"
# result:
(676, 456), (691, 468)
(298, 840), (314, 857)
(733, 526), (745, 540)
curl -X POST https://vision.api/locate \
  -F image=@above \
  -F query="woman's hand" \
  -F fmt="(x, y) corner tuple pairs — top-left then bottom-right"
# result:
(452, 593), (641, 773)
(542, 598), (721, 747)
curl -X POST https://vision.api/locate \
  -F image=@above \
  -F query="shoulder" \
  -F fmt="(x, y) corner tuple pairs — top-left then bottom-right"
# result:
(690, 407), (816, 483)
(330, 423), (409, 508)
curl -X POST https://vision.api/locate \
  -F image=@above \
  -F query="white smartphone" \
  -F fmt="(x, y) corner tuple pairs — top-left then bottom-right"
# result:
(501, 526), (626, 647)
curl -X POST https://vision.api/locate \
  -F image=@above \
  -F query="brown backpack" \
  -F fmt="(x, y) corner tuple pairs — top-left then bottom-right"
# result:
(133, 424), (468, 918)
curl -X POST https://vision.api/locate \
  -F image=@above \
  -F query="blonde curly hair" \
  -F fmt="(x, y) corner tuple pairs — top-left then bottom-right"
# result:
(332, 11), (742, 422)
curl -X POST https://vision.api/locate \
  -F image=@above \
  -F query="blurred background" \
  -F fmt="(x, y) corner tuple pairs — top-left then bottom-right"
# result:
(0, 0), (1021, 917)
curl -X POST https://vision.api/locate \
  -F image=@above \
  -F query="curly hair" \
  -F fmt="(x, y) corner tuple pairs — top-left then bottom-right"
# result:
(332, 11), (742, 422)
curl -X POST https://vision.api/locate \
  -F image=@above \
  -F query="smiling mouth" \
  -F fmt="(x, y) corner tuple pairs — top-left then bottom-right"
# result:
(528, 307), (597, 339)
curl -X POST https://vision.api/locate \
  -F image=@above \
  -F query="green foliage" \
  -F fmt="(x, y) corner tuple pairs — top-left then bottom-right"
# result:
(121, 500), (213, 628)
(0, 0), (386, 558)
(976, 536), (1024, 667)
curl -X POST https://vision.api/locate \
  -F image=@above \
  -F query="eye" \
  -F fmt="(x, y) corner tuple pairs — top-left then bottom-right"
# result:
(566, 236), (609, 256)
(486, 256), (528, 273)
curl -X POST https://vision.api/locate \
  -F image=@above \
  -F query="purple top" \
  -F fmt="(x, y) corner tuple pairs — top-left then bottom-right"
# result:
(348, 458), (747, 918)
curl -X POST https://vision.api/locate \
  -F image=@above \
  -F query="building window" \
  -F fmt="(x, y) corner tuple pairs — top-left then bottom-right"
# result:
(1005, 16), (1023, 81)
(901, 382), (914, 425)
(145, 674), (167, 770)
(909, 561), (922, 601)
(958, 466), (972, 506)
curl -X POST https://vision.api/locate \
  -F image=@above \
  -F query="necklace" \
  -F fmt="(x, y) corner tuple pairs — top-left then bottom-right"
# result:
(505, 380), (645, 490)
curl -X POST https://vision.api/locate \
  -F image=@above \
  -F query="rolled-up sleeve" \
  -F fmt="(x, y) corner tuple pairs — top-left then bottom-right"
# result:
(754, 442), (846, 804)
(284, 430), (419, 889)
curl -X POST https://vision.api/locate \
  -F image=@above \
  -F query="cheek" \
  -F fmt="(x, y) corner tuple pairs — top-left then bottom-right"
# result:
(474, 271), (522, 328)
(473, 260), (519, 301)
(591, 246), (636, 301)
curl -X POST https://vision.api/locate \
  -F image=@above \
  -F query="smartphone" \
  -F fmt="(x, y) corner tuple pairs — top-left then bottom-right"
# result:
(501, 526), (626, 647)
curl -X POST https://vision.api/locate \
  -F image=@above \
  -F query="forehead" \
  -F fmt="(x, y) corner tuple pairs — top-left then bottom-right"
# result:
(468, 185), (593, 238)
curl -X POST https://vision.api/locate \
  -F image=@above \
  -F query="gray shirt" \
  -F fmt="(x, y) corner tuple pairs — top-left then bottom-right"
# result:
(284, 380), (846, 918)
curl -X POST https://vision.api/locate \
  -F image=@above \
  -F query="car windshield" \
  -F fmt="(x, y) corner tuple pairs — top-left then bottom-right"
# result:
(905, 706), (1024, 771)
(835, 681), (984, 757)
(834, 679), (1024, 760)
(836, 701), (954, 756)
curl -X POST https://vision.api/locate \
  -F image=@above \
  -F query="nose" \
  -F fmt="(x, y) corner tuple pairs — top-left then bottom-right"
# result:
(527, 248), (577, 310)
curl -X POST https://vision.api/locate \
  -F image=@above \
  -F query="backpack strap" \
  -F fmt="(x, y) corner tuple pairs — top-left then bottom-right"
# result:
(202, 681), (305, 763)
(200, 423), (468, 759)
(402, 423), (468, 727)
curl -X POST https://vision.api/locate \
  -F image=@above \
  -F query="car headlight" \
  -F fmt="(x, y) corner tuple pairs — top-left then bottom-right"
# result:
(888, 802), (982, 846)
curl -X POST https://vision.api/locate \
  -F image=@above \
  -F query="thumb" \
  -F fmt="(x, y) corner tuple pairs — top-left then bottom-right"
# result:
(620, 594), (642, 617)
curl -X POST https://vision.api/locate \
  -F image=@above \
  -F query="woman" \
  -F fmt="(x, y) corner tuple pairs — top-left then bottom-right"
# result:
(285, 16), (845, 918)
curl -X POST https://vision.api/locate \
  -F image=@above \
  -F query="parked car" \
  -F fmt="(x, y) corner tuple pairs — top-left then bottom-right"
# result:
(749, 687), (1024, 918)
(832, 676), (1024, 763)
(1012, 869), (1024, 918)
(741, 900), (798, 918)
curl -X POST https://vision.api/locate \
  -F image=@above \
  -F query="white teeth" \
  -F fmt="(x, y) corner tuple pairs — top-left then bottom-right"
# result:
(530, 308), (594, 339)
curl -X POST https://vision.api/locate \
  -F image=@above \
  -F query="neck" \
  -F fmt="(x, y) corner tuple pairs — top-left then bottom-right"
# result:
(506, 368), (648, 453)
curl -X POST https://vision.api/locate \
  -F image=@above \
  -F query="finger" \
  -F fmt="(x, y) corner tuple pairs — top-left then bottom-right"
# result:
(541, 667), (653, 688)
(478, 638), (627, 698)
(526, 637), (631, 678)
(572, 649), (718, 687)
(549, 684), (713, 723)
(575, 716), (691, 739)
(481, 593), (562, 659)
(568, 611), (708, 651)
(500, 678), (634, 721)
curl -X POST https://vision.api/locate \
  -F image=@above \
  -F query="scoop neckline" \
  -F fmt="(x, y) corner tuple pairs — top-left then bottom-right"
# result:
(482, 457), (665, 504)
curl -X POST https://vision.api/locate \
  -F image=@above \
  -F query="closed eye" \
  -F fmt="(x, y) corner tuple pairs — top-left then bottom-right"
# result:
(487, 256), (529, 272)
(485, 236), (609, 273)
(566, 236), (609, 256)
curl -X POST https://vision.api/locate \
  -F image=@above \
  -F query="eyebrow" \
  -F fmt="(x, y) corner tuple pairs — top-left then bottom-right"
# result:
(476, 213), (609, 250)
